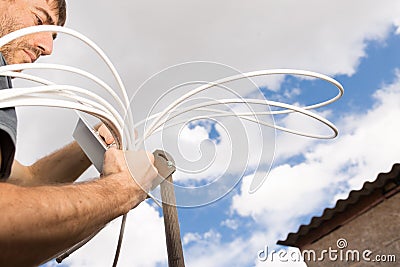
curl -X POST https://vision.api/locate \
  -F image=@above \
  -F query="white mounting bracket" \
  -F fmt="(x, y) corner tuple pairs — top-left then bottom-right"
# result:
(73, 116), (107, 173)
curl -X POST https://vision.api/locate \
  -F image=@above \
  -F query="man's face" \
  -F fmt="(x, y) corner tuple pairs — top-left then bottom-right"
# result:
(0, 0), (59, 65)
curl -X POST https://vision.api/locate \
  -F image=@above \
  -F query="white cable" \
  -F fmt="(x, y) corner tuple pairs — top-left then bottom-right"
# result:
(0, 97), (119, 130)
(153, 98), (337, 139)
(144, 99), (338, 140)
(0, 70), (53, 85)
(0, 70), (119, 140)
(0, 62), (134, 148)
(137, 72), (341, 145)
(0, 71), (119, 121)
(143, 69), (343, 140)
(0, 63), (127, 115)
(0, 86), (124, 130)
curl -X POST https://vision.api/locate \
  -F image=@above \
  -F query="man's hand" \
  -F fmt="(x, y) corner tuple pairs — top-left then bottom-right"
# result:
(102, 148), (158, 206)
(97, 124), (138, 144)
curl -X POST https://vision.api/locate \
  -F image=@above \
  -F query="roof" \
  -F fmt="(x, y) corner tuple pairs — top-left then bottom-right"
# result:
(277, 163), (400, 248)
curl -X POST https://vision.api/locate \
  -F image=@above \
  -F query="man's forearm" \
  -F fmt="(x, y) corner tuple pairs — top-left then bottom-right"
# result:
(31, 141), (92, 183)
(16, 141), (92, 186)
(0, 174), (144, 266)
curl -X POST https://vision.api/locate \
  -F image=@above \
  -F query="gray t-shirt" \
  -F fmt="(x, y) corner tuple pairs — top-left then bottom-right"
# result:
(0, 53), (17, 179)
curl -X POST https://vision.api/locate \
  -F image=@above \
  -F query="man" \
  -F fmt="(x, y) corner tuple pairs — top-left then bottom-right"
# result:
(0, 0), (159, 266)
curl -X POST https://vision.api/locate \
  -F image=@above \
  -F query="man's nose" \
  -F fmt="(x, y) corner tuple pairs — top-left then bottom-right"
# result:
(33, 31), (54, 56)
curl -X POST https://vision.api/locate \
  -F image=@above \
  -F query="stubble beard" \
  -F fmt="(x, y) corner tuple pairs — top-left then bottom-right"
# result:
(0, 14), (32, 64)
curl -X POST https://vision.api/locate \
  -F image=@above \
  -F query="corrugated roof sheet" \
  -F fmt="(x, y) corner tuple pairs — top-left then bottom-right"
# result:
(277, 163), (400, 247)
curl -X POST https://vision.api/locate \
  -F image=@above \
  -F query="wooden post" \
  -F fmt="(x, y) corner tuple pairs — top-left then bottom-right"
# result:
(153, 150), (185, 267)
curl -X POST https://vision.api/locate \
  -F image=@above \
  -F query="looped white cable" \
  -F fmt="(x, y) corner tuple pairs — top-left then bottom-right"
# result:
(142, 69), (343, 143)
(0, 63), (127, 114)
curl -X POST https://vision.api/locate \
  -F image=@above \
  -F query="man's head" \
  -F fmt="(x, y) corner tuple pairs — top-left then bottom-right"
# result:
(0, 0), (67, 65)
(50, 0), (67, 27)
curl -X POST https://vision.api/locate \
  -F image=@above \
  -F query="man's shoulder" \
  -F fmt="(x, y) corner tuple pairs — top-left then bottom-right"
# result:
(0, 53), (11, 89)
(0, 52), (17, 180)
(0, 53), (5, 66)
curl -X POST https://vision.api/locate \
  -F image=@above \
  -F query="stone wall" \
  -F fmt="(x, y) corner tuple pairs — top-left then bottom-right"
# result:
(301, 193), (399, 267)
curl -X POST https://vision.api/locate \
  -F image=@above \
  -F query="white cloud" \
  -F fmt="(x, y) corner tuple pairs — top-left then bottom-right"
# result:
(183, 228), (307, 267)
(182, 232), (202, 246)
(220, 219), (239, 230)
(273, 109), (334, 161)
(284, 88), (301, 100)
(184, 229), (258, 267)
(55, 0), (400, 91)
(395, 19), (400, 34)
(62, 202), (167, 267)
(14, 107), (77, 165)
(139, 100), (275, 190)
(177, 124), (210, 162)
(231, 71), (400, 241)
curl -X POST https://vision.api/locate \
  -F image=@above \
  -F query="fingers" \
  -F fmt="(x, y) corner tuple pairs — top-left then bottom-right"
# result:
(103, 148), (158, 191)
(102, 147), (125, 176)
(98, 124), (139, 146)
(124, 150), (159, 193)
(98, 124), (115, 145)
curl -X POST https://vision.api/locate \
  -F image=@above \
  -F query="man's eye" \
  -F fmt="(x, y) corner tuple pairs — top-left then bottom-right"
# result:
(35, 15), (43, 25)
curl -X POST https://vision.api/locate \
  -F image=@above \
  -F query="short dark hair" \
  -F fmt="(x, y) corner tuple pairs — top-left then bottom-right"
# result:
(51, 0), (67, 26)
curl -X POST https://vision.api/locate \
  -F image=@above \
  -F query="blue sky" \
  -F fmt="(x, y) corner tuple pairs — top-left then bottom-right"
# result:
(172, 29), (400, 267)
(15, 1), (398, 267)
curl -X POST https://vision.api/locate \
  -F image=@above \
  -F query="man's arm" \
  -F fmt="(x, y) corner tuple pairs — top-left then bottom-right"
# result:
(8, 141), (92, 186)
(8, 124), (115, 186)
(0, 148), (158, 267)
